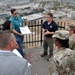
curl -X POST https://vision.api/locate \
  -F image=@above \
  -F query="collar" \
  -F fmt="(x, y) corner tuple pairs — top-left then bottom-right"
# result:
(47, 20), (53, 25)
(11, 16), (18, 20)
(58, 47), (65, 51)
(54, 47), (65, 53)
(0, 50), (11, 52)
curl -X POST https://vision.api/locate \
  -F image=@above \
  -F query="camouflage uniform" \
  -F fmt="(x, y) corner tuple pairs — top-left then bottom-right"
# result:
(69, 34), (75, 50)
(49, 48), (75, 75)
(49, 30), (75, 75)
(65, 24), (75, 50)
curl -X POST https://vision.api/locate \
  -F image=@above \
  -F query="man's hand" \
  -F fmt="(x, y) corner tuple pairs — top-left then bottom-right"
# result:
(12, 29), (24, 36)
(19, 33), (24, 36)
(42, 29), (45, 34)
(44, 30), (50, 35)
(42, 28), (47, 34)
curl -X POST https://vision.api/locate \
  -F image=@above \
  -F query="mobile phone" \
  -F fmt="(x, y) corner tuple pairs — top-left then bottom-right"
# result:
(44, 30), (47, 32)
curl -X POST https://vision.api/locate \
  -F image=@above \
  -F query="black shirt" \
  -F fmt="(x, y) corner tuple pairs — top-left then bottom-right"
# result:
(42, 20), (58, 37)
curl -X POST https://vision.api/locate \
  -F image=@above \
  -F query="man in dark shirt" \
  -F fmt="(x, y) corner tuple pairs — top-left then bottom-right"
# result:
(41, 13), (58, 61)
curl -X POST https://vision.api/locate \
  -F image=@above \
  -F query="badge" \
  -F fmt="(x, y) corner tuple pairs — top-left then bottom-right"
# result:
(20, 23), (22, 26)
(50, 26), (52, 28)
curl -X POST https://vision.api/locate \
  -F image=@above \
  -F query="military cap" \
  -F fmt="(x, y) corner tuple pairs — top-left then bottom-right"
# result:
(65, 24), (75, 30)
(52, 30), (70, 40)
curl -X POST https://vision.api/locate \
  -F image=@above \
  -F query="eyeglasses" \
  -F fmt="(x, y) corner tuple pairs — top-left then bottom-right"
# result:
(46, 17), (50, 18)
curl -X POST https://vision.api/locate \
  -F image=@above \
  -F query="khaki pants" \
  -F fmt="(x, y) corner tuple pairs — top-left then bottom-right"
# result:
(43, 36), (53, 56)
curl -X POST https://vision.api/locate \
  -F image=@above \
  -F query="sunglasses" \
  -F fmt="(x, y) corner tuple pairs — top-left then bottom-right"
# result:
(14, 12), (18, 15)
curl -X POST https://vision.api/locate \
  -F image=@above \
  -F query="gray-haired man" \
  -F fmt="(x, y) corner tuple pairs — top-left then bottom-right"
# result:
(0, 30), (31, 75)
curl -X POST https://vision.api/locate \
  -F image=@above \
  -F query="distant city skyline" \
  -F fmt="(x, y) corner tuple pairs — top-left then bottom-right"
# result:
(0, 0), (75, 2)
(0, 0), (75, 21)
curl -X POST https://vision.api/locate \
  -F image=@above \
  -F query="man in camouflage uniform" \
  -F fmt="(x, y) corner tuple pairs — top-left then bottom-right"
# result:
(49, 30), (75, 75)
(65, 24), (75, 50)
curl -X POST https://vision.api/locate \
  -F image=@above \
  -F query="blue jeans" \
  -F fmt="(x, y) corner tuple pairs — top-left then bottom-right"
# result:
(16, 36), (25, 57)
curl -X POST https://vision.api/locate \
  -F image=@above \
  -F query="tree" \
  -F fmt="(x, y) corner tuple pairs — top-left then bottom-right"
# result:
(39, 1), (46, 9)
(30, 0), (37, 4)
(53, 1), (60, 10)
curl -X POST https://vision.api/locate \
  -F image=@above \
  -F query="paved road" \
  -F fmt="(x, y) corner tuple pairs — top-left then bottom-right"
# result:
(25, 46), (49, 75)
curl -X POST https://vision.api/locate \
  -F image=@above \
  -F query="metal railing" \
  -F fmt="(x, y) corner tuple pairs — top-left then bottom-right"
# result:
(23, 19), (71, 48)
(0, 19), (73, 48)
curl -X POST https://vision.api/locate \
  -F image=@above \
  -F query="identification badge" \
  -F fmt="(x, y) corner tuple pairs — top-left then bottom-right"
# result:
(50, 26), (52, 28)
(20, 23), (22, 26)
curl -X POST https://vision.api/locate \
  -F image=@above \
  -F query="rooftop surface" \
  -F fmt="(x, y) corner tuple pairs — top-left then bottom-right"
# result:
(25, 46), (49, 75)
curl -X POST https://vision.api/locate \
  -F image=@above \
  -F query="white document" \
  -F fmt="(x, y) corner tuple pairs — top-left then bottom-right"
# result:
(13, 49), (23, 58)
(20, 26), (32, 34)
(28, 63), (32, 68)
(13, 49), (32, 68)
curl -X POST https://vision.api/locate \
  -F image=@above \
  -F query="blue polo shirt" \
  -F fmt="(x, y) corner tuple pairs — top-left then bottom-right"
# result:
(9, 16), (23, 38)
(42, 20), (58, 37)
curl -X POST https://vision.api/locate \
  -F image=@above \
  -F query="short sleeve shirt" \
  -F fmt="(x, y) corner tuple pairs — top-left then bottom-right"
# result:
(9, 16), (23, 38)
(42, 20), (58, 37)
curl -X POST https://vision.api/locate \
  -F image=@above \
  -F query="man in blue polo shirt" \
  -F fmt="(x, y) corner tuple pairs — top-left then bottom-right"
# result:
(41, 13), (58, 61)
(9, 9), (25, 57)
